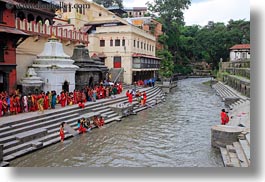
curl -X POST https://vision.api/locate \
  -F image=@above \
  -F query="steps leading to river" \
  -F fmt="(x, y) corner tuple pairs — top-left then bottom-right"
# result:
(212, 81), (248, 110)
(220, 133), (250, 167)
(0, 86), (165, 163)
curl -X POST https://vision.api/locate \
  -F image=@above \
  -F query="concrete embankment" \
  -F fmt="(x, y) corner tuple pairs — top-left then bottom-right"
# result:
(212, 81), (250, 167)
(0, 86), (166, 167)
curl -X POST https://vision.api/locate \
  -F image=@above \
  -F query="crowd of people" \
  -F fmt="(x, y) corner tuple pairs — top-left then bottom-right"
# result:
(135, 78), (156, 87)
(0, 83), (123, 117)
(126, 90), (147, 106)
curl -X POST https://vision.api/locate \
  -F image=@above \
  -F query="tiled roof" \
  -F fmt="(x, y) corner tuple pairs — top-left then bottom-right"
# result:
(230, 44), (250, 50)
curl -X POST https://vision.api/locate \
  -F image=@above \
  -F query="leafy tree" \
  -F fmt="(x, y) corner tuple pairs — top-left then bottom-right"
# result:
(147, 0), (191, 76)
(93, 0), (124, 8)
(157, 49), (174, 78)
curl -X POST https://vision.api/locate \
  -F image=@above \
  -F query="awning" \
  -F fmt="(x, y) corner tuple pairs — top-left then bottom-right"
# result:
(132, 69), (159, 72)
(81, 25), (92, 33)
(0, 26), (28, 36)
(132, 53), (161, 60)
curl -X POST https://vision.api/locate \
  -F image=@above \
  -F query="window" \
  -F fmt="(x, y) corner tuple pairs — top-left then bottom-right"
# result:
(0, 43), (5, 62)
(63, 5), (67, 12)
(137, 41), (139, 48)
(0, 7), (3, 23)
(100, 40), (105, 47)
(134, 40), (136, 47)
(141, 42), (143, 49)
(113, 56), (121, 68)
(115, 39), (120, 46)
(79, 7), (82, 14)
(110, 39), (113, 46)
(144, 43), (146, 50)
(68, 4), (71, 12)
(122, 39), (125, 46)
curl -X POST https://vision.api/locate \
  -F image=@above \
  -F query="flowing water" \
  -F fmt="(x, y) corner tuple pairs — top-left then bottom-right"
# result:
(10, 78), (224, 167)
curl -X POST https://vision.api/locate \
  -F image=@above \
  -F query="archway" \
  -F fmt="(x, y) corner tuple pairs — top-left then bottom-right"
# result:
(17, 11), (25, 21)
(44, 18), (51, 25)
(88, 77), (94, 88)
(27, 14), (35, 23)
(36, 16), (43, 24)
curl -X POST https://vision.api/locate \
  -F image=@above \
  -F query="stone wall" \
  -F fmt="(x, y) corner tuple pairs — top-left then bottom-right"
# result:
(211, 125), (245, 148)
(223, 75), (250, 97)
(225, 68), (250, 79)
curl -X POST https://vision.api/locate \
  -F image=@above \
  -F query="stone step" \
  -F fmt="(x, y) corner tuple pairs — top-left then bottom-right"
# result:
(106, 113), (119, 119)
(3, 146), (36, 161)
(4, 142), (33, 157)
(228, 151), (241, 167)
(239, 139), (250, 164)
(220, 147), (233, 167)
(1, 86), (161, 162)
(0, 135), (16, 145)
(0, 113), (79, 139)
(3, 140), (20, 150)
(226, 145), (236, 153)
(3, 110), (79, 131)
(233, 142), (249, 167)
(15, 128), (48, 143)
(246, 133), (250, 145)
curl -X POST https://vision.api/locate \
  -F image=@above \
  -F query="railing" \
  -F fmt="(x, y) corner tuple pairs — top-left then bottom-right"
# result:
(15, 18), (89, 44)
(113, 68), (124, 83)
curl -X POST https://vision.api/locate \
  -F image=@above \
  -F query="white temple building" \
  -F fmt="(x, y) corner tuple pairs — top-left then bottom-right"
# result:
(31, 36), (79, 93)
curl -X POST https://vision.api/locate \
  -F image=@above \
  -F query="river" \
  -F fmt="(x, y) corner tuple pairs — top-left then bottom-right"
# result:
(10, 78), (224, 167)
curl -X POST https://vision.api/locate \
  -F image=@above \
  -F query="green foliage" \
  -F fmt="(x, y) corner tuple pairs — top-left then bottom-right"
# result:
(157, 49), (174, 78)
(93, 0), (124, 8)
(147, 1), (250, 76)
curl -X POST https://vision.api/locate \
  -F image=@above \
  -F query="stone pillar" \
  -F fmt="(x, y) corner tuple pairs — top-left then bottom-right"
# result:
(0, 144), (3, 162)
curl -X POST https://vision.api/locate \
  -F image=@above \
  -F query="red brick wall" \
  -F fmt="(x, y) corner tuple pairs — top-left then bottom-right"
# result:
(2, 9), (15, 27)
(9, 69), (17, 94)
(4, 41), (16, 64)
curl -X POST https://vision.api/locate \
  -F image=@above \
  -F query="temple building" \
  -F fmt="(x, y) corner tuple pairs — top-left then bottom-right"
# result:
(31, 36), (79, 93)
(72, 44), (108, 89)
(0, 0), (29, 94)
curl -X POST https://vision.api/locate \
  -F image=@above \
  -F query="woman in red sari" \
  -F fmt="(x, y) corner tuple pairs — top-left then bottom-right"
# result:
(220, 109), (229, 125)
(128, 92), (133, 104)
(60, 91), (66, 107)
(43, 93), (49, 110)
(10, 95), (16, 115)
(143, 91), (147, 106)
(59, 122), (65, 142)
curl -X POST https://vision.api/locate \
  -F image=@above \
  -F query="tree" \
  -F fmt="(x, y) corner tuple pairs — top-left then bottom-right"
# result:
(147, 0), (191, 75)
(157, 49), (174, 78)
(93, 0), (124, 8)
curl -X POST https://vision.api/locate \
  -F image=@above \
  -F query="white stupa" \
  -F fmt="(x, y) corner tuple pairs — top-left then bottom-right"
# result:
(31, 36), (79, 93)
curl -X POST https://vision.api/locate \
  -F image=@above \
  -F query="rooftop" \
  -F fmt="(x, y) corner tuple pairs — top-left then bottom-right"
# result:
(230, 44), (250, 50)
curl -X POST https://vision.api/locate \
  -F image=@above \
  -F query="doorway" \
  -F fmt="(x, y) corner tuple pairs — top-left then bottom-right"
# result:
(62, 81), (69, 92)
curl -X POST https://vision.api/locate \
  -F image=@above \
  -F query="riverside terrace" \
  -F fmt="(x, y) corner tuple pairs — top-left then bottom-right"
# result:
(0, 86), (165, 166)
